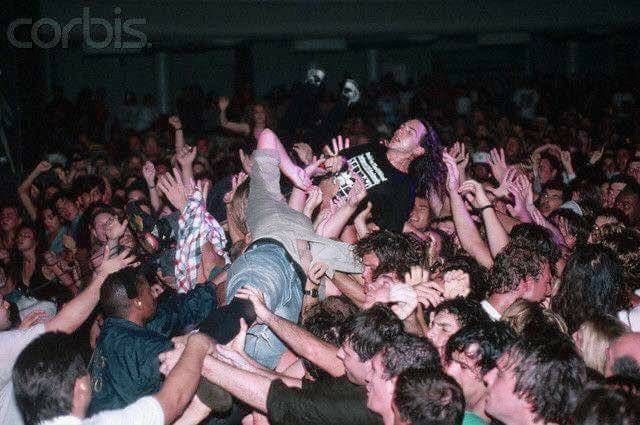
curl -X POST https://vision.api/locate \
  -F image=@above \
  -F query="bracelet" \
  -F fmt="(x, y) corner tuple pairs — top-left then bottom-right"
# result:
(304, 288), (319, 298)
(476, 204), (494, 213)
(148, 185), (156, 189)
(175, 127), (183, 132)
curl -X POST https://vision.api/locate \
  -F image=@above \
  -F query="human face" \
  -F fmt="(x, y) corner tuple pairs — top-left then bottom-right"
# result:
(366, 353), (396, 417)
(92, 212), (115, 244)
(445, 344), (486, 407)
(616, 149), (630, 171)
(337, 341), (372, 386)
(387, 120), (426, 156)
(607, 182), (627, 207)
(505, 137), (521, 159)
(484, 353), (531, 423)
(361, 252), (380, 286)
(539, 188), (563, 216)
(196, 138), (209, 154)
(527, 261), (552, 302)
(42, 209), (60, 234)
(144, 137), (159, 157)
(0, 296), (11, 331)
(615, 193), (640, 225)
(1, 207), (20, 232)
(55, 198), (79, 222)
(127, 189), (146, 202)
(538, 158), (557, 185)
(253, 104), (267, 126)
(426, 310), (461, 358)
(407, 197), (431, 232)
(16, 227), (36, 252)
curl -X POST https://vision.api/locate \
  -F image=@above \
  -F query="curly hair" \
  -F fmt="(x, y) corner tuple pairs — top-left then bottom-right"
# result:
(489, 243), (546, 295)
(591, 223), (640, 292)
(409, 121), (446, 197)
(508, 223), (561, 264)
(354, 230), (424, 280)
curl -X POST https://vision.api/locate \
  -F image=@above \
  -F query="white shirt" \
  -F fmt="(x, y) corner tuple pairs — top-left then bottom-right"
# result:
(481, 300), (502, 321)
(618, 290), (640, 332)
(0, 324), (46, 425)
(40, 396), (164, 425)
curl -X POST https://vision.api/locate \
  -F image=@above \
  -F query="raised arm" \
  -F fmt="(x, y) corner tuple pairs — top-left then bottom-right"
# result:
(18, 161), (51, 221)
(45, 247), (138, 333)
(444, 153), (494, 268)
(330, 272), (366, 308)
(169, 115), (185, 152)
(236, 286), (345, 377)
(142, 161), (162, 213)
(219, 96), (251, 136)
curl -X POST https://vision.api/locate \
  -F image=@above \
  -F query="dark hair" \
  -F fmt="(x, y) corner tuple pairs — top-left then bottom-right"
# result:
(489, 243), (546, 295)
(573, 385), (640, 425)
(550, 208), (590, 245)
(354, 230), (423, 279)
(71, 174), (104, 201)
(394, 370), (465, 425)
(611, 357), (640, 383)
(302, 296), (358, 380)
(445, 321), (517, 376)
(552, 244), (624, 333)
(596, 208), (628, 226)
(13, 332), (88, 425)
(505, 334), (587, 424)
(442, 256), (489, 301)
(539, 152), (563, 180)
(380, 333), (441, 378)
(431, 297), (490, 329)
(99, 267), (140, 319)
(339, 304), (404, 361)
(427, 226), (455, 261)
(541, 180), (569, 203)
(409, 122), (446, 198)
(508, 222), (560, 267)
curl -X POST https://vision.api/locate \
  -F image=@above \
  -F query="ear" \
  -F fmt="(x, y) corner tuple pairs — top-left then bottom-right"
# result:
(429, 311), (435, 324)
(244, 232), (252, 245)
(518, 277), (535, 298)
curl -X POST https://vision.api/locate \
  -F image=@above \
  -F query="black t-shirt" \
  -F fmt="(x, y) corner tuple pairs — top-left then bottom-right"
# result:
(267, 375), (383, 425)
(339, 143), (414, 232)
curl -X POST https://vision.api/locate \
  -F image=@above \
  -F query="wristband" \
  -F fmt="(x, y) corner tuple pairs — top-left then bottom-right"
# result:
(175, 127), (183, 132)
(148, 185), (155, 189)
(476, 204), (494, 213)
(304, 288), (319, 298)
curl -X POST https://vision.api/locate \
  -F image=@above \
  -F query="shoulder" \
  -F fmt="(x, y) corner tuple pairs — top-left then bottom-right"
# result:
(85, 396), (164, 425)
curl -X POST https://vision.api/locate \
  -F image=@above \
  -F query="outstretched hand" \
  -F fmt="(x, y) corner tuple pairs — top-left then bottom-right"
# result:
(157, 168), (191, 211)
(235, 285), (271, 323)
(95, 246), (139, 277)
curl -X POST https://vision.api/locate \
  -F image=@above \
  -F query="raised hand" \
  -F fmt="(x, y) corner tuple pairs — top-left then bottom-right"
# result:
(388, 284), (418, 320)
(323, 135), (350, 157)
(458, 179), (491, 209)
(560, 150), (574, 174)
(293, 143), (314, 166)
(307, 262), (328, 285)
(506, 174), (532, 221)
(35, 160), (52, 174)
(488, 148), (508, 182)
(442, 270), (471, 299)
(142, 161), (156, 186)
(589, 145), (605, 164)
(303, 185), (323, 217)
(95, 246), (139, 277)
(218, 96), (230, 111)
(157, 168), (190, 211)
(105, 217), (129, 242)
(448, 141), (470, 179)
(176, 145), (198, 168)
(223, 172), (249, 204)
(235, 285), (271, 323)
(486, 167), (517, 199)
(345, 172), (367, 207)
(168, 115), (182, 130)
(18, 310), (48, 329)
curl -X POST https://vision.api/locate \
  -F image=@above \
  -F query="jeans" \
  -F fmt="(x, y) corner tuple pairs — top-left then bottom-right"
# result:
(225, 240), (303, 369)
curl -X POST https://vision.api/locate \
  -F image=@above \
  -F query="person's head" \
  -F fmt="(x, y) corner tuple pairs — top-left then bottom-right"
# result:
(249, 102), (270, 128)
(127, 133), (142, 152)
(89, 206), (117, 245)
(605, 332), (640, 379)
(99, 267), (156, 323)
(484, 333), (587, 424)
(501, 299), (569, 336)
(614, 184), (640, 226)
(616, 146), (631, 171)
(40, 204), (61, 235)
(13, 332), (91, 425)
(366, 333), (440, 418)
(72, 175), (105, 211)
(301, 296), (359, 380)
(354, 230), (423, 285)
(592, 208), (628, 237)
(143, 132), (160, 158)
(426, 297), (490, 357)
(337, 304), (404, 385)
(573, 384), (640, 425)
(574, 315), (628, 375)
(406, 196), (431, 232)
(550, 208), (589, 249)
(441, 256), (489, 301)
(1, 203), (22, 233)
(552, 244), (624, 334)
(15, 224), (39, 253)
(606, 175), (634, 208)
(590, 223), (640, 293)
(538, 153), (562, 185)
(0, 294), (20, 331)
(539, 181), (567, 217)
(489, 243), (552, 303)
(387, 119), (427, 157)
(508, 223), (561, 267)
(407, 121), (447, 198)
(52, 191), (80, 223)
(227, 177), (250, 245)
(392, 370), (465, 425)
(626, 158), (640, 184)
(445, 321), (517, 408)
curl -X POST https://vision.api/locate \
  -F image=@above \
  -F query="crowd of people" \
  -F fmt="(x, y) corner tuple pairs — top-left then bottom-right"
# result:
(1, 66), (640, 425)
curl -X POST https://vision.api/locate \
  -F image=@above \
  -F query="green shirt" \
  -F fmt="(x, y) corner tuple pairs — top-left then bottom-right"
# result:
(463, 411), (487, 425)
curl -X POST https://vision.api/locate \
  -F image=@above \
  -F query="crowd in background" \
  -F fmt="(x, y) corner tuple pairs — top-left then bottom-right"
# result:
(0, 66), (639, 425)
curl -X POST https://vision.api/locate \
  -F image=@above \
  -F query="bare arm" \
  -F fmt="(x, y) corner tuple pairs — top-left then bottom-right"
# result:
(142, 161), (162, 213)
(18, 161), (50, 221)
(219, 96), (251, 136)
(169, 115), (186, 152)
(331, 272), (366, 308)
(156, 333), (212, 424)
(45, 248), (137, 333)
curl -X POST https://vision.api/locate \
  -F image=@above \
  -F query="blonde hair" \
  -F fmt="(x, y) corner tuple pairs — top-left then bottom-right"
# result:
(576, 316), (628, 374)
(501, 299), (569, 335)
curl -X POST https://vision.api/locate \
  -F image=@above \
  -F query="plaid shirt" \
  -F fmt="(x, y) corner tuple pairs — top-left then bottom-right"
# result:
(175, 189), (229, 293)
